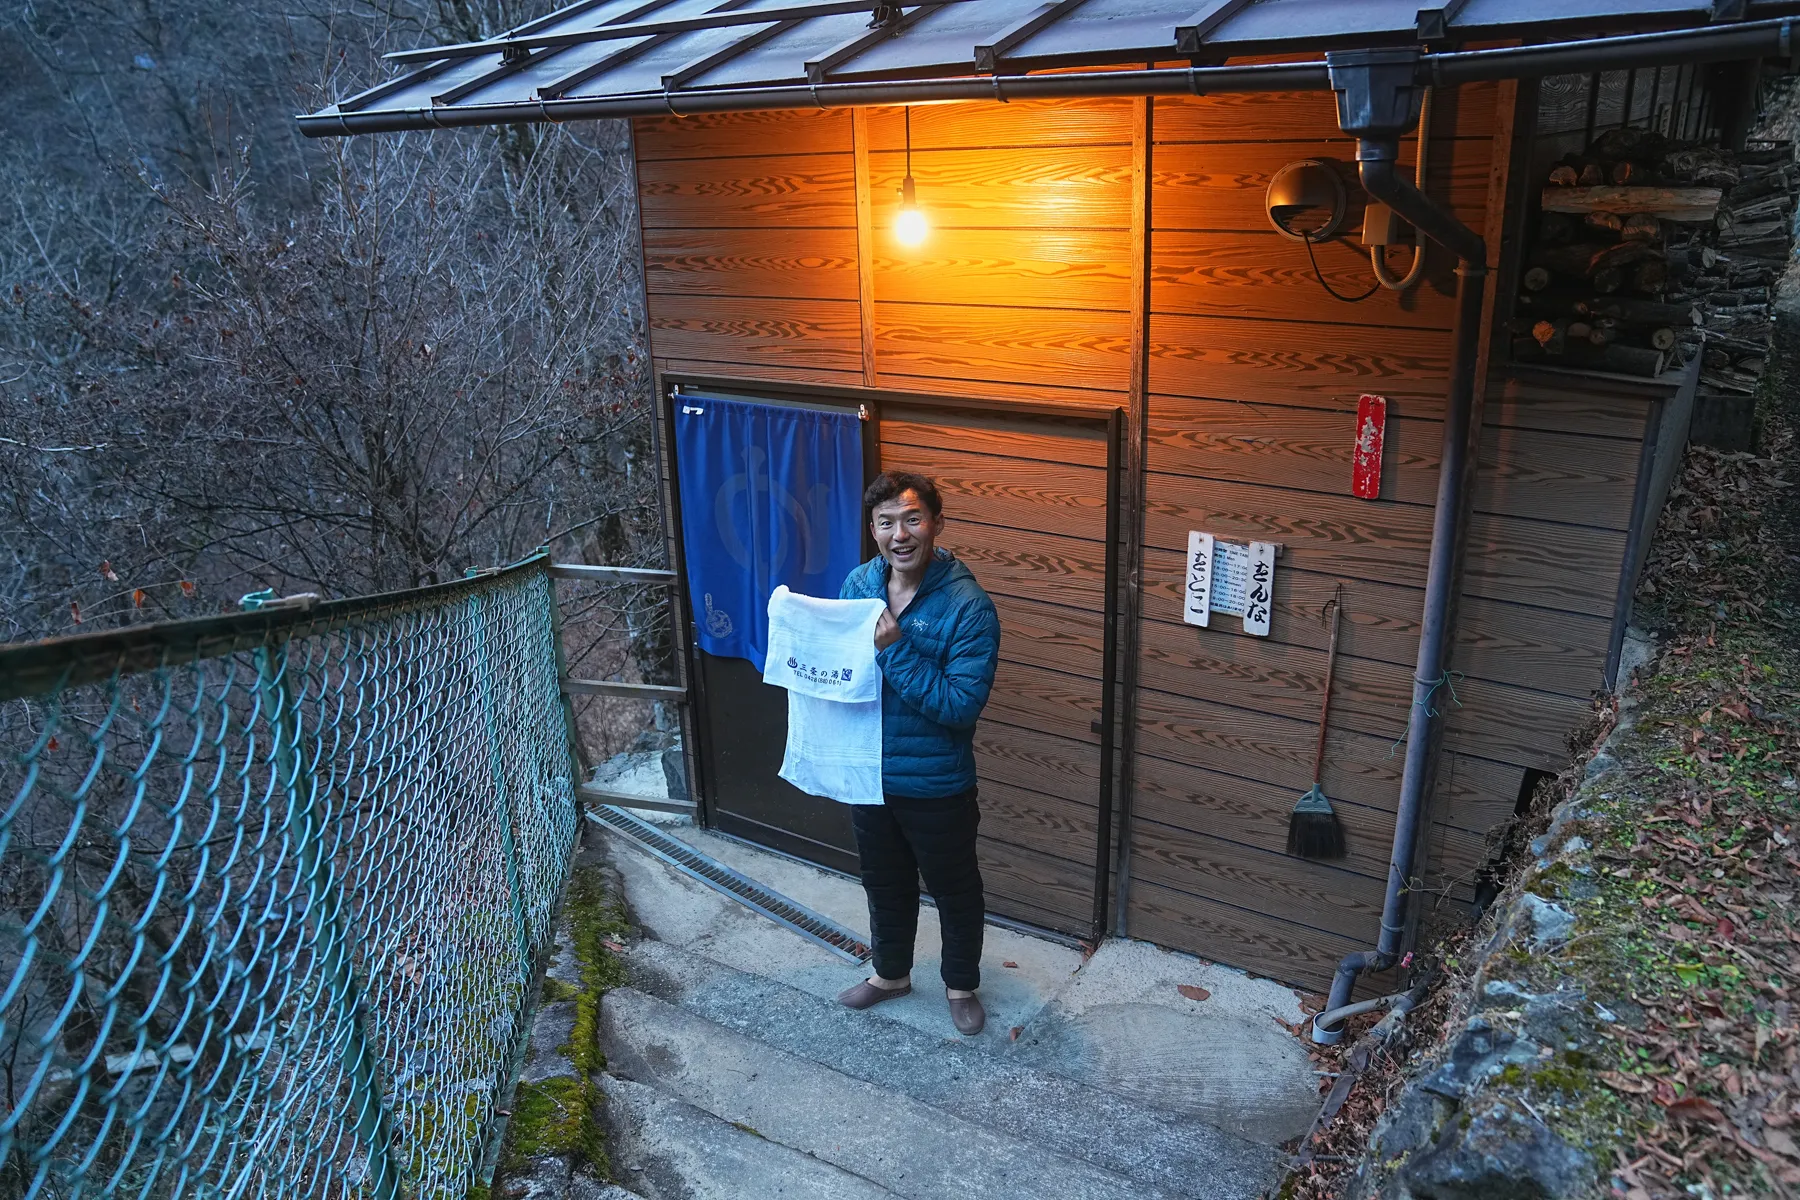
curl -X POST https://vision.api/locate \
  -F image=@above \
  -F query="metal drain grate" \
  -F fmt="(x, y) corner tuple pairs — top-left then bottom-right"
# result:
(586, 805), (872, 964)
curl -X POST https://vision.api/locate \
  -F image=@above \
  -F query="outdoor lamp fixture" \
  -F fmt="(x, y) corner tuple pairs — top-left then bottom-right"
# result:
(1268, 157), (1386, 302)
(1265, 159), (1349, 242)
(895, 106), (928, 247)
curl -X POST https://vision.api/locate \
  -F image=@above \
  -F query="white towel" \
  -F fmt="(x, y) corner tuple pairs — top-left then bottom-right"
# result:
(763, 585), (885, 805)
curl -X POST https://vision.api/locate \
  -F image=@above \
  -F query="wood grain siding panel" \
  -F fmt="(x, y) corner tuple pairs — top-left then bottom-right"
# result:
(655, 359), (867, 391)
(865, 99), (1134, 150)
(1128, 880), (1364, 992)
(1154, 84), (1498, 143)
(989, 594), (1107, 680)
(1143, 477), (1628, 615)
(636, 155), (856, 228)
(1147, 395), (1643, 528)
(1148, 395), (1444, 508)
(1129, 819), (1383, 941)
(876, 303), (1135, 393)
(1135, 684), (1524, 834)
(641, 228), (860, 300)
(985, 660), (1103, 748)
(875, 443), (1107, 536)
(875, 374), (1128, 413)
(1133, 684), (1407, 812)
(1130, 757), (1487, 885)
(980, 838), (1094, 934)
(1441, 755), (1527, 836)
(647, 296), (863, 373)
(1152, 141), (1488, 233)
(1135, 618), (1589, 768)
(974, 718), (1101, 799)
(977, 779), (1101, 864)
(1488, 372), (1664, 438)
(1137, 554), (1612, 697)
(1476, 423), (1644, 530)
(882, 411), (1110, 468)
(875, 227), (1133, 311)
(868, 146), (1134, 229)
(633, 110), (853, 159)
(1148, 316), (1452, 411)
(1151, 232), (1452, 331)
(1461, 518), (1627, 618)
(941, 525), (1108, 610)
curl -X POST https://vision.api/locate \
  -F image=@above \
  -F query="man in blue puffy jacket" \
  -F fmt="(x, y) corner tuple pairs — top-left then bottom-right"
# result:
(835, 471), (1000, 1036)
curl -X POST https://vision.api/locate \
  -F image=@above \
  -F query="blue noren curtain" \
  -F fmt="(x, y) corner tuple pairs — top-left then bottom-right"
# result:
(674, 395), (864, 666)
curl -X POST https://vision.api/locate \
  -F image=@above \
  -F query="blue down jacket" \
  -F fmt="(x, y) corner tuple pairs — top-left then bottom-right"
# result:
(839, 548), (1001, 798)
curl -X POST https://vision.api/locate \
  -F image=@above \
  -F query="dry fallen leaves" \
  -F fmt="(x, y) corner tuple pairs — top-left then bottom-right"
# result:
(1177, 984), (1211, 1002)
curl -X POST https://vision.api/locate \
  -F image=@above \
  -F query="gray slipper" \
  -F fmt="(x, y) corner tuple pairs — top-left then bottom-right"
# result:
(838, 979), (911, 1009)
(948, 992), (986, 1035)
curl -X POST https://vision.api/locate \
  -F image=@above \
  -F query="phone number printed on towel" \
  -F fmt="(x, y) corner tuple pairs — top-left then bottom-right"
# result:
(1183, 531), (1276, 637)
(785, 657), (856, 687)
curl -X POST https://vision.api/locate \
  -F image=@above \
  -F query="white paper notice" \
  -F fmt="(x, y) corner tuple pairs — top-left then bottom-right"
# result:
(1183, 531), (1214, 627)
(1209, 541), (1250, 616)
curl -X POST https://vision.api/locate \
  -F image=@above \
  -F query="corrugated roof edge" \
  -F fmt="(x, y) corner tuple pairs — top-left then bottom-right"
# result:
(299, 14), (1798, 137)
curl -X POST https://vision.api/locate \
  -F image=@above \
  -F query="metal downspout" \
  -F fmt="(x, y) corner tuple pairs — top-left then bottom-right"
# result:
(1314, 48), (1487, 1043)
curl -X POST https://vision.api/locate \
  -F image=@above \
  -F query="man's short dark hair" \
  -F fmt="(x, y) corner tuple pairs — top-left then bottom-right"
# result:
(863, 471), (942, 519)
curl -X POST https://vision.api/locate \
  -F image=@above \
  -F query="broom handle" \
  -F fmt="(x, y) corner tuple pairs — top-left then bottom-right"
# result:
(1310, 585), (1342, 788)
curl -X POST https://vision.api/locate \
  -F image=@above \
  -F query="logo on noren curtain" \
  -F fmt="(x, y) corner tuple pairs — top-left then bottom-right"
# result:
(714, 445), (828, 576)
(703, 594), (734, 637)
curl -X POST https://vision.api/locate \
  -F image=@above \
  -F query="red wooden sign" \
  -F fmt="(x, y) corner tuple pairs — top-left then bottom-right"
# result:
(1352, 394), (1387, 500)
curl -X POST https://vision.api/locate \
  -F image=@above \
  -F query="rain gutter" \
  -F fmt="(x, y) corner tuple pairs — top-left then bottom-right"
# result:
(298, 16), (1794, 136)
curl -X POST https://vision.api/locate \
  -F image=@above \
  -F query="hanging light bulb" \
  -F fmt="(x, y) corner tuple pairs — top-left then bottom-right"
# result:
(895, 106), (928, 247)
(896, 175), (928, 246)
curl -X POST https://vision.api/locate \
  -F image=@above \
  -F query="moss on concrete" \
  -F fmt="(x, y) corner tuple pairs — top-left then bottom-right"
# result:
(493, 863), (632, 1190)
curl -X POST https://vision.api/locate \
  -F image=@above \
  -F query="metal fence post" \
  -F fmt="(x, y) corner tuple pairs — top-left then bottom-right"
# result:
(536, 546), (593, 792)
(470, 589), (538, 986)
(251, 636), (401, 1200)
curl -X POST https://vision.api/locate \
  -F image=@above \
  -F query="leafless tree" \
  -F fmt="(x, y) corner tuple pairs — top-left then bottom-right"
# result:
(2, 1), (662, 672)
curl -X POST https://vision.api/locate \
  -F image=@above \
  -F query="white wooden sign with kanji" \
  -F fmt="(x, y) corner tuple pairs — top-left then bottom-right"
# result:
(1182, 531), (1277, 637)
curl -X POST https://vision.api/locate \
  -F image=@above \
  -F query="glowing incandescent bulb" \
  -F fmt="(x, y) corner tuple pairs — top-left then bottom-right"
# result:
(895, 174), (928, 246)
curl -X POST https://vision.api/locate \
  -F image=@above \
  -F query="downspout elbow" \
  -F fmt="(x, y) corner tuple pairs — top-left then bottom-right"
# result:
(1356, 149), (1486, 269)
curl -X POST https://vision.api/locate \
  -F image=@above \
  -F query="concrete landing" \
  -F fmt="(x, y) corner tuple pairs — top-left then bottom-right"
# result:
(1012, 938), (1322, 1144)
(592, 814), (1320, 1199)
(602, 1074), (903, 1200)
(604, 987), (1185, 1200)
(623, 937), (1282, 1195)
(605, 822), (1084, 1042)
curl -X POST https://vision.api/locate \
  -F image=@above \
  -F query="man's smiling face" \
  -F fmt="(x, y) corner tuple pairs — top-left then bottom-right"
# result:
(870, 488), (942, 575)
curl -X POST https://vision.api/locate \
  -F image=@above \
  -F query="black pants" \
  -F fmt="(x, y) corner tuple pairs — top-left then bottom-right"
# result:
(850, 787), (984, 991)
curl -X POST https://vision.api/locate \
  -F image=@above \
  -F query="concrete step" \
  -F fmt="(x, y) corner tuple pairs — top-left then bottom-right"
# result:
(621, 938), (1283, 1199)
(602, 985), (1233, 1200)
(568, 1180), (645, 1200)
(601, 1074), (904, 1200)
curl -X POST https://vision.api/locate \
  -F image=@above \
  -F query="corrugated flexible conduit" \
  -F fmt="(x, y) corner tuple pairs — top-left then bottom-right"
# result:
(1371, 87), (1431, 291)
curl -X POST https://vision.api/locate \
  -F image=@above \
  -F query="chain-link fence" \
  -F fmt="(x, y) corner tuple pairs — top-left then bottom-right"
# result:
(0, 557), (579, 1199)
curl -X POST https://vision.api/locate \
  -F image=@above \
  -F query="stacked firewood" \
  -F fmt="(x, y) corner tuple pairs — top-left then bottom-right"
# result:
(1510, 125), (1795, 390)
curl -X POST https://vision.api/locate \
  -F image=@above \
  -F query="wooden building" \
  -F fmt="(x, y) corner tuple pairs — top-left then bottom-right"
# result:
(303, 2), (1791, 993)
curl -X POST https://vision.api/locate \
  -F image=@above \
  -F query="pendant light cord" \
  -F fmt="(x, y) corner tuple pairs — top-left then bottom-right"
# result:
(904, 105), (912, 176)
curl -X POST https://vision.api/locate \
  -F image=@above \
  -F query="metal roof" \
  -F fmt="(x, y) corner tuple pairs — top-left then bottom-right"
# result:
(300, 0), (1800, 135)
